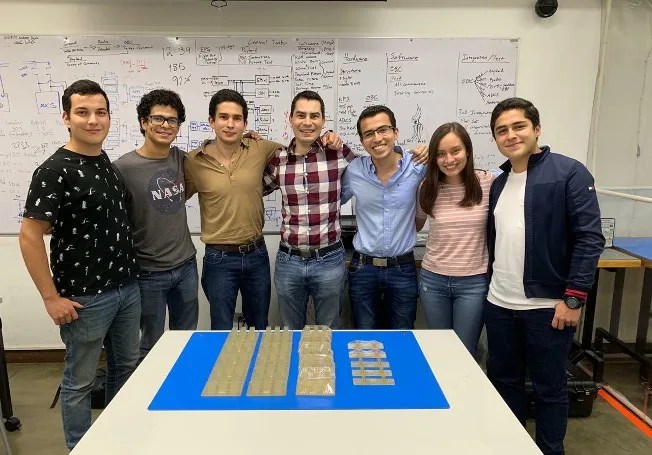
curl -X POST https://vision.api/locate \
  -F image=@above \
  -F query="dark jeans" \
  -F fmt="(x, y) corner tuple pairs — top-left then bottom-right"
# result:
(201, 243), (271, 330)
(348, 255), (418, 330)
(137, 257), (199, 360)
(484, 302), (574, 455)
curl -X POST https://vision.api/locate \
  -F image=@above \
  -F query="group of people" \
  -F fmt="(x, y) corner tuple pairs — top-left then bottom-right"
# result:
(19, 78), (604, 455)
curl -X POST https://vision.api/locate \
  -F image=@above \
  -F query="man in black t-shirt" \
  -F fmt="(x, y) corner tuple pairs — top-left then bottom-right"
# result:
(19, 80), (140, 451)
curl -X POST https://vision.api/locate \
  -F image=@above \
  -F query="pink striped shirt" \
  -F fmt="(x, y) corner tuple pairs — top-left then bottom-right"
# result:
(417, 170), (495, 276)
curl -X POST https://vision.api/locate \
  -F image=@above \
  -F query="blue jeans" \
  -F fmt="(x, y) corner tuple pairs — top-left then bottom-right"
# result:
(419, 270), (487, 354)
(138, 257), (199, 360)
(274, 246), (346, 329)
(59, 279), (140, 450)
(348, 255), (418, 329)
(202, 243), (270, 330)
(484, 302), (574, 455)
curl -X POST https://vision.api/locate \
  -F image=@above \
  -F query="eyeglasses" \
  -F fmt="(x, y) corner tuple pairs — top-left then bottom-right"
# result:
(361, 125), (395, 140)
(148, 115), (180, 127)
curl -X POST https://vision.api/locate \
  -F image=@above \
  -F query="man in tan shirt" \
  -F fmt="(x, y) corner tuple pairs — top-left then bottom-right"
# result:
(185, 89), (282, 330)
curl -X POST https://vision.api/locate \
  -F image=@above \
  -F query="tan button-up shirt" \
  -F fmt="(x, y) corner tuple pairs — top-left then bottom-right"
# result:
(185, 138), (281, 245)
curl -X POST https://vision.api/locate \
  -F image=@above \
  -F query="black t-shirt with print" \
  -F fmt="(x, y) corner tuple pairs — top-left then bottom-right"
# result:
(23, 147), (137, 297)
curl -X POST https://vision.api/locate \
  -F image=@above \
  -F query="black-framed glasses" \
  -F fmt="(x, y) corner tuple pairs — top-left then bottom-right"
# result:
(148, 115), (180, 127)
(361, 125), (395, 140)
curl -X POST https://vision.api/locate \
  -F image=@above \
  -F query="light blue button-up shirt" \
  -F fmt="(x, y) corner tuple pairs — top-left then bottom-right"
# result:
(341, 146), (425, 257)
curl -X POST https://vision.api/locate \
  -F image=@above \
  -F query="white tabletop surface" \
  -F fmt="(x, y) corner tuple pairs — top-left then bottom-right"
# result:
(71, 330), (541, 454)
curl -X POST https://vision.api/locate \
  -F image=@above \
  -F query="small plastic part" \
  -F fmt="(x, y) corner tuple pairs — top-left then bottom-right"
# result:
(202, 328), (259, 397)
(348, 349), (387, 359)
(349, 339), (395, 387)
(299, 325), (332, 342)
(347, 340), (384, 350)
(298, 341), (332, 354)
(296, 325), (335, 396)
(350, 360), (390, 369)
(353, 377), (395, 386)
(352, 369), (393, 378)
(247, 327), (292, 396)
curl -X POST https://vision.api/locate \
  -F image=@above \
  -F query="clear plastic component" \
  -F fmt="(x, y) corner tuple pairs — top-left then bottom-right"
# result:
(349, 339), (395, 387)
(299, 325), (332, 342)
(353, 377), (395, 386)
(352, 369), (393, 378)
(247, 327), (292, 396)
(348, 349), (387, 359)
(202, 328), (259, 397)
(296, 325), (335, 396)
(298, 341), (332, 354)
(350, 360), (390, 369)
(347, 340), (384, 350)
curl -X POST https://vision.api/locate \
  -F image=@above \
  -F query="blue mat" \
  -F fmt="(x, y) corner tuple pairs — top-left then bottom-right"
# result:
(614, 237), (652, 261)
(149, 331), (449, 411)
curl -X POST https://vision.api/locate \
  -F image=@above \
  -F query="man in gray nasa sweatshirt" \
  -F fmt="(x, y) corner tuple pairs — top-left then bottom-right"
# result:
(114, 89), (197, 360)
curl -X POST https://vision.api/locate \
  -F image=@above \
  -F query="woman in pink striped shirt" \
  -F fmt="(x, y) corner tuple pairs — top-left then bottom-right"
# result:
(416, 122), (495, 355)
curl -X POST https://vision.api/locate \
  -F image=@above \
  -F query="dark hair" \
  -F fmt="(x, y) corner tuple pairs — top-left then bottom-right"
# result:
(290, 90), (325, 118)
(136, 89), (186, 135)
(490, 97), (540, 137)
(208, 89), (248, 122)
(62, 79), (110, 116)
(356, 105), (397, 138)
(419, 122), (482, 215)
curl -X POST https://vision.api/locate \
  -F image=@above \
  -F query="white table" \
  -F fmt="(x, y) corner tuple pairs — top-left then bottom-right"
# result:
(71, 330), (541, 454)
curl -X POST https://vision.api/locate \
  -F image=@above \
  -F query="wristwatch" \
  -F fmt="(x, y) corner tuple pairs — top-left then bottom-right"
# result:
(563, 295), (585, 310)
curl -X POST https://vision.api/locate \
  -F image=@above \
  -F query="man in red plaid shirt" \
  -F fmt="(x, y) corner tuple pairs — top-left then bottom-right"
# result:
(264, 91), (349, 329)
(265, 91), (427, 329)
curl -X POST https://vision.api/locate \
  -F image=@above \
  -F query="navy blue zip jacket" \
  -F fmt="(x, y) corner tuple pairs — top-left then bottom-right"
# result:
(487, 146), (605, 298)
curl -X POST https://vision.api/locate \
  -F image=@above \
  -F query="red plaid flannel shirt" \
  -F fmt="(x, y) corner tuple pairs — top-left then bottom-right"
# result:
(264, 138), (355, 248)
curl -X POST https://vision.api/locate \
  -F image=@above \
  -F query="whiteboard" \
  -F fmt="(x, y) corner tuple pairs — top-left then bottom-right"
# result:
(0, 35), (518, 234)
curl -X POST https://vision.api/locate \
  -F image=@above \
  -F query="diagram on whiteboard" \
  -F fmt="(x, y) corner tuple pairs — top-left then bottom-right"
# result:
(0, 35), (518, 234)
(409, 105), (426, 143)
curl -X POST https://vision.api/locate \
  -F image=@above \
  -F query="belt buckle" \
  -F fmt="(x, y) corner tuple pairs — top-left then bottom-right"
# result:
(239, 244), (250, 254)
(299, 249), (312, 258)
(372, 257), (388, 267)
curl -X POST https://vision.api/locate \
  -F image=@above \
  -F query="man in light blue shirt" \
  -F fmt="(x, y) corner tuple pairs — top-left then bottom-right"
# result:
(341, 105), (425, 329)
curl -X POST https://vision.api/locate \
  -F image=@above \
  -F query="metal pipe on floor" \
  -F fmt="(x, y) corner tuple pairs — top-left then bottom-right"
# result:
(601, 383), (652, 428)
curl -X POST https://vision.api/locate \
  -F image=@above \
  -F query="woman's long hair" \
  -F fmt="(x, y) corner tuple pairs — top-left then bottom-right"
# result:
(419, 122), (482, 216)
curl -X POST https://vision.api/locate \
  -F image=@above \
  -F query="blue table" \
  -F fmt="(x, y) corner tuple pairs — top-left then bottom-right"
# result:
(594, 238), (652, 411)
(612, 237), (652, 354)
(149, 331), (449, 412)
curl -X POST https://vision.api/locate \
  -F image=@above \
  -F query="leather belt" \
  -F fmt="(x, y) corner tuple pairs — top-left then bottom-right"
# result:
(278, 240), (343, 259)
(352, 250), (415, 267)
(207, 237), (265, 254)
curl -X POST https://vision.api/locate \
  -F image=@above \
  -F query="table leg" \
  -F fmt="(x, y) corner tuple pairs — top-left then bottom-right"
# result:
(635, 268), (652, 354)
(0, 318), (13, 420)
(582, 268), (600, 350)
(608, 269), (626, 336)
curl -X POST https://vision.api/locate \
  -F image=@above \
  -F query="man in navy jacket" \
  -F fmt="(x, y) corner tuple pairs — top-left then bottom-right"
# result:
(485, 97), (604, 455)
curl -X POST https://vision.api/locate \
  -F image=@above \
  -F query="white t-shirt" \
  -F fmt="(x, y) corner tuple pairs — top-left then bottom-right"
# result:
(487, 170), (559, 310)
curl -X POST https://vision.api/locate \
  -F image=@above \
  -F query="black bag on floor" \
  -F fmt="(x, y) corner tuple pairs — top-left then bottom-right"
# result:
(90, 367), (106, 409)
(50, 367), (107, 410)
(525, 361), (598, 418)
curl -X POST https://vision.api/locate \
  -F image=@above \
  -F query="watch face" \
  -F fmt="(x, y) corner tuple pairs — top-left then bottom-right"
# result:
(565, 296), (581, 309)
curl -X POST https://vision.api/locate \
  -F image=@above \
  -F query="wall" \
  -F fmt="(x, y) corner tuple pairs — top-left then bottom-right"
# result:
(590, 0), (652, 338)
(0, 0), (604, 348)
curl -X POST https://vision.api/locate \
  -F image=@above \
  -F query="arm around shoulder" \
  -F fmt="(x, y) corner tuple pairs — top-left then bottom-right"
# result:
(415, 183), (427, 231)
(340, 168), (354, 205)
(262, 139), (284, 162)
(184, 155), (197, 200)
